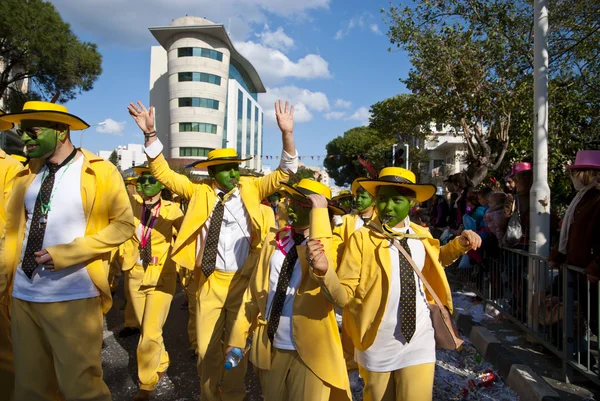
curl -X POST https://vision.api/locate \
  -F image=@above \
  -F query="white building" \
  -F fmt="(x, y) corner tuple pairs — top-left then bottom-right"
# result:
(298, 164), (331, 187)
(98, 144), (147, 171)
(421, 123), (468, 187)
(149, 16), (265, 172)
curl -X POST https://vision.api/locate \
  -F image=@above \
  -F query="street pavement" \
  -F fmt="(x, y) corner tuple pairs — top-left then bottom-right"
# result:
(102, 281), (518, 401)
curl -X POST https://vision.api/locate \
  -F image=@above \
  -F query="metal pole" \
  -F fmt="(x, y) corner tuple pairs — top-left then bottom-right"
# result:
(404, 143), (410, 170)
(531, 0), (551, 258)
(392, 144), (397, 166)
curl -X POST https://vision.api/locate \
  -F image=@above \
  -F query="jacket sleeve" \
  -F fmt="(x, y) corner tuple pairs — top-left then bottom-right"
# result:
(46, 165), (136, 270)
(255, 168), (290, 202)
(312, 228), (362, 309)
(439, 236), (470, 267)
(148, 153), (196, 200)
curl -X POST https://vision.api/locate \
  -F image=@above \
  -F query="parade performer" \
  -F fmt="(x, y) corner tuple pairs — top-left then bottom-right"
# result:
(228, 179), (350, 401)
(0, 117), (24, 401)
(127, 99), (298, 401)
(313, 167), (481, 401)
(122, 165), (184, 400)
(266, 190), (288, 229)
(0, 101), (135, 400)
(332, 189), (353, 214)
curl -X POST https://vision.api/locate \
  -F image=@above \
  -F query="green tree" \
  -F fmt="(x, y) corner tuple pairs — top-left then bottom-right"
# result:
(0, 0), (102, 109)
(324, 126), (395, 186)
(287, 166), (320, 185)
(108, 150), (118, 167)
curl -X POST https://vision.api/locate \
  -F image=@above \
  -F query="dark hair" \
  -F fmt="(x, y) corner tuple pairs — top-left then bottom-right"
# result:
(479, 187), (493, 199)
(417, 208), (430, 225)
(513, 170), (533, 193)
(452, 172), (472, 189)
(450, 192), (459, 202)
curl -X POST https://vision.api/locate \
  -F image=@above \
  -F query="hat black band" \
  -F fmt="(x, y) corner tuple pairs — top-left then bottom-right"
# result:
(379, 175), (414, 184)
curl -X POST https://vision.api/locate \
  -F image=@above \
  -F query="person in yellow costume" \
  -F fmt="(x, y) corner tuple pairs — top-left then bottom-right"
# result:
(313, 167), (482, 401)
(0, 101), (135, 401)
(127, 99), (298, 401)
(227, 179), (350, 401)
(121, 165), (184, 400)
(0, 116), (24, 401)
(266, 190), (289, 229)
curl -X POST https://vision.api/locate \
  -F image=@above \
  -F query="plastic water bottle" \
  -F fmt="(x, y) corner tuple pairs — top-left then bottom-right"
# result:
(224, 337), (252, 371)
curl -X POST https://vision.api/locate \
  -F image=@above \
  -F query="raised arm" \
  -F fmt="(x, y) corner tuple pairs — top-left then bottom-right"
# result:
(127, 101), (196, 200)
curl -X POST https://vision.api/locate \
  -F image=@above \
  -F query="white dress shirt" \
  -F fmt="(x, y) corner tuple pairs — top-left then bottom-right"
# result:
(265, 230), (306, 350)
(13, 156), (100, 302)
(355, 216), (435, 372)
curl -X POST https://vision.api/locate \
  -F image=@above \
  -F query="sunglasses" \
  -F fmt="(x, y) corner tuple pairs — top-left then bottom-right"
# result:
(138, 176), (158, 185)
(289, 197), (312, 209)
(17, 124), (64, 139)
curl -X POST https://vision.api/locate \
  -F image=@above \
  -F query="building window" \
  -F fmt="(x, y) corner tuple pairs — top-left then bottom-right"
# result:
(177, 47), (223, 61)
(178, 72), (221, 85)
(178, 97), (219, 110)
(229, 60), (258, 101)
(179, 122), (217, 134)
(246, 98), (252, 156)
(179, 147), (213, 157)
(254, 107), (259, 156)
(237, 90), (243, 155)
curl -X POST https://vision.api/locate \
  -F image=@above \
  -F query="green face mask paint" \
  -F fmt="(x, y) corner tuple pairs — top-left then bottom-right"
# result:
(19, 122), (60, 159)
(210, 163), (241, 193)
(376, 186), (413, 228)
(287, 195), (311, 228)
(355, 190), (374, 212)
(139, 173), (163, 197)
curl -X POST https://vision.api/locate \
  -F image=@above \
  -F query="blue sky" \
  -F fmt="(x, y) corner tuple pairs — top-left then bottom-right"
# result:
(48, 0), (412, 168)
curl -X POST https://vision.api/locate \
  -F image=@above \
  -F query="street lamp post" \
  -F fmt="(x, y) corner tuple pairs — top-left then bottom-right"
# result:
(79, 121), (106, 148)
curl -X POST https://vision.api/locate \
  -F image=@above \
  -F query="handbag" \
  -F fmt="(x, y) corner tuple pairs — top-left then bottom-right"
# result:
(393, 240), (464, 350)
(502, 196), (522, 248)
(366, 222), (464, 350)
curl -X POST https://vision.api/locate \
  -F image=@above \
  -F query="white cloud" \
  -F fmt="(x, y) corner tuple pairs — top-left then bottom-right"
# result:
(96, 118), (125, 135)
(334, 13), (381, 40)
(257, 24), (294, 51)
(234, 41), (331, 85)
(259, 86), (330, 124)
(48, 0), (331, 46)
(334, 99), (352, 109)
(370, 24), (382, 35)
(347, 107), (371, 125)
(324, 111), (347, 120)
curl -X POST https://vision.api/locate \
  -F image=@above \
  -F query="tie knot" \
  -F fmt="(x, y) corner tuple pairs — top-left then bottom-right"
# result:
(218, 192), (225, 200)
(293, 233), (306, 245)
(46, 163), (60, 174)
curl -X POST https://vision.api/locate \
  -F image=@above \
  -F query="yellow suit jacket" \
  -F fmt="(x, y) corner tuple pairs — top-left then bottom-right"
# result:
(0, 149), (24, 238)
(332, 210), (377, 267)
(229, 208), (351, 401)
(147, 153), (289, 281)
(259, 204), (276, 243)
(276, 199), (289, 229)
(314, 219), (468, 351)
(1, 149), (135, 313)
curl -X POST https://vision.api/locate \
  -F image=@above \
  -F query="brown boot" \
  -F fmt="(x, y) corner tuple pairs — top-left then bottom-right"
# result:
(132, 390), (152, 401)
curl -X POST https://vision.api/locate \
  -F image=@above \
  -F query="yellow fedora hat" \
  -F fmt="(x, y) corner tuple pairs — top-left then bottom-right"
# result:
(124, 176), (138, 185)
(0, 112), (14, 131)
(331, 189), (353, 202)
(185, 148), (252, 169)
(132, 164), (150, 176)
(360, 167), (436, 203)
(0, 101), (89, 131)
(351, 177), (369, 196)
(281, 179), (345, 215)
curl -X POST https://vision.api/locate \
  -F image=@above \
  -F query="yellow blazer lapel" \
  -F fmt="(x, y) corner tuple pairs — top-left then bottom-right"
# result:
(81, 158), (97, 223)
(256, 234), (277, 315)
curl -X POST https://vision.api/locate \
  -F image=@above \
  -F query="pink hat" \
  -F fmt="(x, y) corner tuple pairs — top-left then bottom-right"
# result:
(506, 162), (532, 179)
(566, 150), (600, 170)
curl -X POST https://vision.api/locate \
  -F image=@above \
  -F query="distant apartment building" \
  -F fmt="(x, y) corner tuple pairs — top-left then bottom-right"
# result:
(421, 123), (467, 188)
(98, 144), (147, 171)
(149, 16), (266, 172)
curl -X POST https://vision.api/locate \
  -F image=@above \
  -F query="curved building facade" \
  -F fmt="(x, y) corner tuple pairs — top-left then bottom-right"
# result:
(149, 17), (265, 171)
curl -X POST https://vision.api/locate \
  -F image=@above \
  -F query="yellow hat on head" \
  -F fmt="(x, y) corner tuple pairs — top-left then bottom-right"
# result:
(125, 176), (138, 185)
(186, 148), (252, 169)
(281, 179), (345, 215)
(351, 177), (369, 196)
(0, 101), (89, 131)
(332, 189), (353, 202)
(0, 112), (14, 131)
(132, 164), (150, 176)
(360, 167), (436, 203)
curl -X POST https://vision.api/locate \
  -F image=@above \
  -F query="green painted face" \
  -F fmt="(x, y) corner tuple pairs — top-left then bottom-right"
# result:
(376, 186), (413, 228)
(210, 163), (241, 193)
(355, 189), (374, 212)
(19, 120), (65, 159)
(287, 195), (311, 228)
(340, 197), (353, 209)
(138, 172), (163, 197)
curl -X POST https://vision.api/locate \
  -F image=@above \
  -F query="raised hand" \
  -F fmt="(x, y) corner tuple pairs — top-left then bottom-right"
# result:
(306, 239), (328, 274)
(306, 194), (328, 209)
(275, 100), (294, 136)
(127, 101), (155, 134)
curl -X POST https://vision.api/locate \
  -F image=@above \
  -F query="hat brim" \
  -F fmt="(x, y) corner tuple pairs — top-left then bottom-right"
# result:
(331, 194), (354, 202)
(1, 110), (90, 131)
(351, 178), (368, 196)
(0, 121), (14, 131)
(280, 183), (346, 216)
(360, 180), (437, 203)
(185, 156), (252, 169)
(133, 167), (151, 175)
(566, 164), (600, 170)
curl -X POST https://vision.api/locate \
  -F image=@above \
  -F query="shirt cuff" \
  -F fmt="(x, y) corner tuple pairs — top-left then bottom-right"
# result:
(279, 149), (298, 174)
(144, 139), (164, 159)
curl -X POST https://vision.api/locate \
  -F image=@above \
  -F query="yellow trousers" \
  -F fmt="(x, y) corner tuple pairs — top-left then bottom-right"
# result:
(186, 277), (198, 353)
(197, 270), (248, 401)
(11, 297), (110, 401)
(0, 303), (14, 401)
(359, 363), (435, 401)
(123, 272), (139, 328)
(128, 265), (176, 391)
(258, 348), (331, 401)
